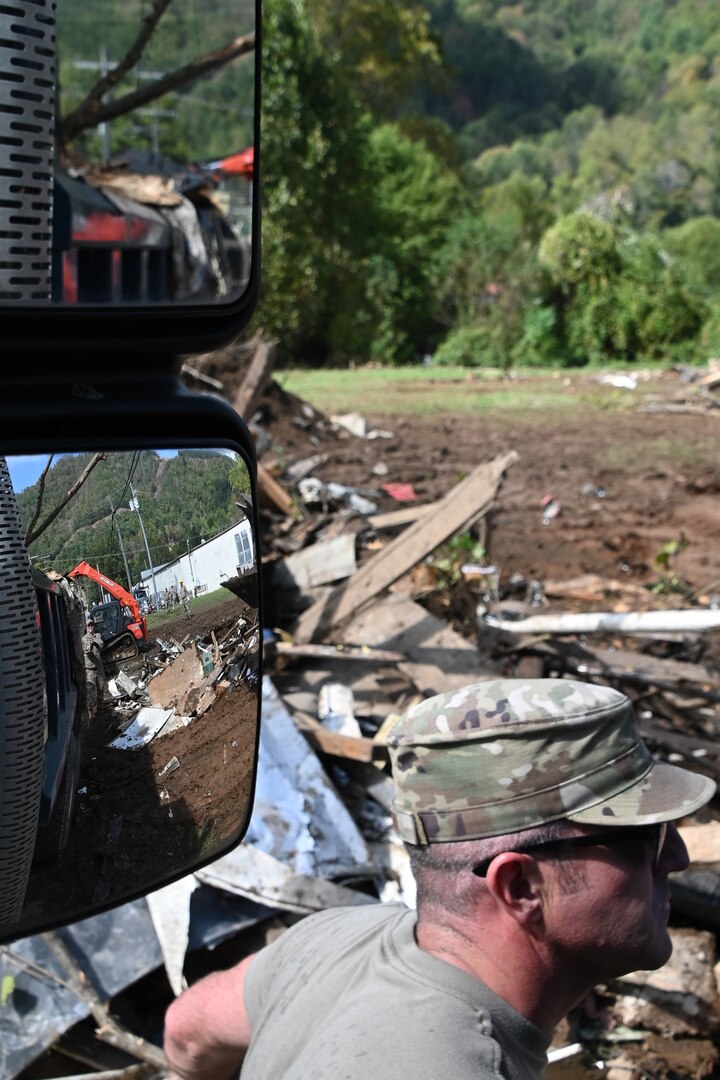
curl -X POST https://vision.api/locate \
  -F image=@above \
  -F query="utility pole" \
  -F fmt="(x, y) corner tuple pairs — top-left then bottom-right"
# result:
(186, 539), (197, 595)
(129, 483), (159, 606)
(108, 495), (132, 591)
(70, 55), (176, 162)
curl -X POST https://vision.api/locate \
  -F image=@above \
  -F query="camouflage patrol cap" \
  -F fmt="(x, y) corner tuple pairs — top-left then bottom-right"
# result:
(388, 678), (715, 845)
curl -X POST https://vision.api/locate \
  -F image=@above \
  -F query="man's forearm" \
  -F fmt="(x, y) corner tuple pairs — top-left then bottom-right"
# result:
(164, 958), (254, 1080)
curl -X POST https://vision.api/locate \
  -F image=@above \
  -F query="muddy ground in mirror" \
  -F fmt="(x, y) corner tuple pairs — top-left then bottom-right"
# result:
(20, 597), (259, 930)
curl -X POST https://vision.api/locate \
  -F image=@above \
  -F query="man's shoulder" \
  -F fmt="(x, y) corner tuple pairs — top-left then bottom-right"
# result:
(244, 903), (410, 1022)
(248, 902), (409, 984)
(279, 901), (408, 946)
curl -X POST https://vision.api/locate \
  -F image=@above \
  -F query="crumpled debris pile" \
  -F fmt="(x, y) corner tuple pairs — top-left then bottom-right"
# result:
(6, 349), (720, 1080)
(100, 610), (260, 751)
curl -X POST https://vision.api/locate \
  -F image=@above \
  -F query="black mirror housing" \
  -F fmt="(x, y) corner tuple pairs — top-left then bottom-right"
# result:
(0, 370), (262, 944)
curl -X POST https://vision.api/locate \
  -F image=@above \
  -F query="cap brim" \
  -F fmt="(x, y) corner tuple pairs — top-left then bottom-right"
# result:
(568, 760), (716, 827)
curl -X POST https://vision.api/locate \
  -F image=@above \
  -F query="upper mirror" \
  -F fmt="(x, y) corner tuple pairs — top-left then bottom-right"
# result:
(0, 447), (260, 939)
(0, 0), (256, 308)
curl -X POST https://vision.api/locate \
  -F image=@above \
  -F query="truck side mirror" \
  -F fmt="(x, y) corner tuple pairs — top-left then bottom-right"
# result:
(0, 0), (260, 357)
(0, 393), (261, 943)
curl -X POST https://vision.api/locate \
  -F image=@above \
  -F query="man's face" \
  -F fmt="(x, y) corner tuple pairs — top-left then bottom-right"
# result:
(545, 822), (689, 979)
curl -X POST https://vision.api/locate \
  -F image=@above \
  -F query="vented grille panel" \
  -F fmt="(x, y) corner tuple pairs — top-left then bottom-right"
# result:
(0, 0), (56, 302)
(0, 456), (45, 926)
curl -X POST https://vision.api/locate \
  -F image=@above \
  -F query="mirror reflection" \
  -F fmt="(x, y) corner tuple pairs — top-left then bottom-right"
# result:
(3, 448), (259, 936)
(0, 0), (255, 306)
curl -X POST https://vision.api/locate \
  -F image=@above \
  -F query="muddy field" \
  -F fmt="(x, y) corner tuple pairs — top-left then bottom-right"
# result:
(253, 369), (720, 630)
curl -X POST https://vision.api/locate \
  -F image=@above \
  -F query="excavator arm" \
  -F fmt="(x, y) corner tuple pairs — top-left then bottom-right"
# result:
(68, 561), (147, 641)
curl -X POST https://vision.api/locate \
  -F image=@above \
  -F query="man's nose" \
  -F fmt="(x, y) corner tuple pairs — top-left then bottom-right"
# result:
(656, 821), (689, 875)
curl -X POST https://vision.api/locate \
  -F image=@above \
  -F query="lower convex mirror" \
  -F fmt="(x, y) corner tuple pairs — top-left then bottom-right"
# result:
(0, 448), (260, 940)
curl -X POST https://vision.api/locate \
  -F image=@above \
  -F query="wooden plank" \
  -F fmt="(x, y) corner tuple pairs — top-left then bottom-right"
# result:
(697, 368), (720, 389)
(543, 573), (651, 605)
(295, 452), (517, 642)
(640, 721), (720, 764)
(292, 711), (387, 764)
(47, 1068), (154, 1080)
(276, 641), (405, 663)
(55, 1026), (140, 1071)
(535, 639), (720, 698)
(368, 502), (437, 530)
(257, 461), (296, 517)
(276, 534), (357, 589)
(341, 594), (492, 696)
(232, 338), (276, 419)
(180, 361), (224, 391)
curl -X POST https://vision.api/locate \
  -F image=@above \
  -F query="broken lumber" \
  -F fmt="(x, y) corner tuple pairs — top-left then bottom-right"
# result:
(295, 452), (517, 642)
(292, 711), (387, 765)
(41, 933), (167, 1070)
(533, 639), (720, 698)
(368, 502), (437, 530)
(543, 573), (651, 605)
(276, 534), (357, 589)
(43, 1068), (154, 1080)
(232, 338), (276, 419)
(341, 594), (491, 695)
(180, 362), (224, 391)
(276, 641), (405, 663)
(257, 461), (296, 517)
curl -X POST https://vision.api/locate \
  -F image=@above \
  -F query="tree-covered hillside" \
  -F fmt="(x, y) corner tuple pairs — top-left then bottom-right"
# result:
(252, 0), (720, 368)
(15, 450), (249, 590)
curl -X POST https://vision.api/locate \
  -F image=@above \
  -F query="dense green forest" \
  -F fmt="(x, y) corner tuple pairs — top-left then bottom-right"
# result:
(253, 0), (720, 367)
(14, 451), (250, 590)
(58, 0), (720, 368)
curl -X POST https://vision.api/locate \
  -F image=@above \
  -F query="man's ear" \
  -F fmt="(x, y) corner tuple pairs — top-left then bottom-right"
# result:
(484, 853), (546, 935)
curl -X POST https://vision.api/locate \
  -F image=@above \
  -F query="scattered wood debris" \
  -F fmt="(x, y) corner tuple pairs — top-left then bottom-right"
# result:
(10, 357), (720, 1080)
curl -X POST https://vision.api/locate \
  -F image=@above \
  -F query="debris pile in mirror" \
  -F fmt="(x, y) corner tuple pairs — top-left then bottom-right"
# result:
(101, 608), (261, 751)
(8, 350), (720, 1080)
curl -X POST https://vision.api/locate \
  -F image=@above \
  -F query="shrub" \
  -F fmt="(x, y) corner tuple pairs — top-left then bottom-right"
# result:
(434, 324), (507, 368)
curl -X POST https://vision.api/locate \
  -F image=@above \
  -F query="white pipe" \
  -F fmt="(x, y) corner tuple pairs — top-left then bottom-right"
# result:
(483, 609), (720, 636)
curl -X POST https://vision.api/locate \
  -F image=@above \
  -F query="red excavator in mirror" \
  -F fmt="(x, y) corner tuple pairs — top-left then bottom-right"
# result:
(68, 561), (149, 663)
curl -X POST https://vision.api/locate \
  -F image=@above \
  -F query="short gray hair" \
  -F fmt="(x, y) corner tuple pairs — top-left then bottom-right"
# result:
(407, 820), (588, 916)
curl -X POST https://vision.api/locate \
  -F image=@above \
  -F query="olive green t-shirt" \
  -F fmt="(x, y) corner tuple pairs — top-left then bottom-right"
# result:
(242, 903), (549, 1079)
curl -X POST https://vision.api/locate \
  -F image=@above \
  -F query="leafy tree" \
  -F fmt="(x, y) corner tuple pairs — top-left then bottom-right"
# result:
(361, 123), (462, 362)
(662, 216), (720, 298)
(538, 212), (704, 363)
(306, 0), (443, 118)
(253, 0), (374, 363)
(435, 173), (552, 367)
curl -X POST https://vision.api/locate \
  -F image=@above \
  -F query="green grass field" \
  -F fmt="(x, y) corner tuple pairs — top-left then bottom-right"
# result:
(146, 586), (237, 631)
(278, 367), (642, 417)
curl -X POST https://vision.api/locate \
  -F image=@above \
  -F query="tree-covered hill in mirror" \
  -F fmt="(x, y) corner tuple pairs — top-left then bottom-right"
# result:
(15, 450), (251, 588)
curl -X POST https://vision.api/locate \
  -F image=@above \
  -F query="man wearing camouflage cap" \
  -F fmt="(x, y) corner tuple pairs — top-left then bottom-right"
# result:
(164, 679), (714, 1080)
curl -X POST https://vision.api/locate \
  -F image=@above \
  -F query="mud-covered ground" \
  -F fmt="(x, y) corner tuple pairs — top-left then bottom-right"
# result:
(20, 596), (259, 933)
(251, 369), (720, 626)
